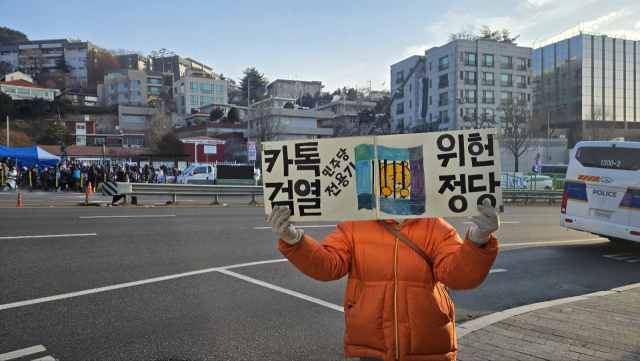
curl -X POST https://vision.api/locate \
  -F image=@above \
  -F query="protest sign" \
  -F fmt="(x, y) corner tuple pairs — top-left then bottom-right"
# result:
(262, 129), (502, 221)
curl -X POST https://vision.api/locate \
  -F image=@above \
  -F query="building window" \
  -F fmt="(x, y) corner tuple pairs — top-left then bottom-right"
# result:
(483, 54), (494, 67)
(148, 78), (162, 85)
(94, 138), (105, 145)
(288, 84), (292, 89)
(200, 96), (214, 104)
(439, 110), (449, 123)
(516, 58), (526, 71)
(190, 95), (198, 105)
(483, 109), (494, 121)
(516, 93), (526, 105)
(117, 83), (128, 92)
(278, 91), (284, 96)
(130, 91), (141, 101)
(305, 85), (309, 90)
(482, 72), (494, 85)
(314, 86), (318, 90)
(464, 108), (476, 119)
(438, 74), (448, 89)
(280, 117), (291, 125)
(500, 91), (512, 104)
(464, 71), (476, 84)
(438, 92), (449, 106)
(278, 84), (283, 88)
(200, 83), (213, 94)
(500, 74), (512, 87)
(465, 90), (476, 103)
(516, 76), (526, 88)
(438, 56), (449, 70)
(396, 71), (404, 84)
(465, 53), (477, 66)
(482, 90), (494, 104)
(190, 82), (198, 93)
(147, 86), (161, 94)
(122, 115), (145, 123)
(216, 97), (224, 104)
(500, 56), (512, 69)
(118, 94), (128, 103)
(287, 92), (292, 97)
(396, 103), (404, 115)
(216, 85), (223, 95)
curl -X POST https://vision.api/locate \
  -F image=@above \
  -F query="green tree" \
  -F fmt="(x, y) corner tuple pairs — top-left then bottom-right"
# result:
(477, 25), (519, 43)
(210, 107), (224, 122)
(240, 67), (269, 105)
(0, 93), (16, 121)
(283, 102), (294, 109)
(55, 54), (71, 73)
(157, 133), (185, 154)
(347, 88), (358, 101)
(226, 107), (240, 123)
(0, 27), (28, 46)
(39, 115), (73, 145)
(193, 118), (206, 125)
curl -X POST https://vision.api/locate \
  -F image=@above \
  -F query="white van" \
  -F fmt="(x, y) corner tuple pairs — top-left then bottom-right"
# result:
(560, 141), (640, 244)
(176, 163), (215, 185)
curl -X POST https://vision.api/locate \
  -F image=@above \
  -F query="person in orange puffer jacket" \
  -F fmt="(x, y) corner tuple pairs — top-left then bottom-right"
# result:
(268, 199), (500, 361)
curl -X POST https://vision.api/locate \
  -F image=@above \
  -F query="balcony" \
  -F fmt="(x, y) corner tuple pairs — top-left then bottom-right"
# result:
(517, 99), (527, 105)
(464, 78), (477, 85)
(396, 109), (404, 115)
(482, 97), (495, 104)
(438, 80), (449, 89)
(482, 79), (495, 86)
(501, 62), (513, 69)
(464, 60), (477, 66)
(517, 64), (527, 71)
(500, 98), (512, 104)
(516, 82), (526, 88)
(465, 97), (477, 103)
(438, 63), (449, 71)
(440, 116), (450, 123)
(438, 100), (449, 106)
(482, 61), (494, 67)
(501, 80), (512, 87)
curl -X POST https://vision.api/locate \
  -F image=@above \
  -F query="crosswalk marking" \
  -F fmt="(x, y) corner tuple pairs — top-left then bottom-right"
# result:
(603, 252), (640, 263)
(0, 345), (46, 361)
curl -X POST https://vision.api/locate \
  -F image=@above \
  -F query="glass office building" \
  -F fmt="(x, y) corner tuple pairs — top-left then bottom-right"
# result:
(533, 34), (639, 132)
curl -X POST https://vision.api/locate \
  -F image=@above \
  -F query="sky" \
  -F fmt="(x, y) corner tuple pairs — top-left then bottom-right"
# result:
(3, 0), (640, 92)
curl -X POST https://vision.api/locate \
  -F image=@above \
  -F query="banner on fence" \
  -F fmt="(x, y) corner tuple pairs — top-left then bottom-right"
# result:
(501, 172), (524, 189)
(261, 129), (503, 221)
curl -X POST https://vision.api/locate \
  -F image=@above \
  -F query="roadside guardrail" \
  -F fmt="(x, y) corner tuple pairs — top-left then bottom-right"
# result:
(503, 190), (563, 205)
(101, 182), (263, 204)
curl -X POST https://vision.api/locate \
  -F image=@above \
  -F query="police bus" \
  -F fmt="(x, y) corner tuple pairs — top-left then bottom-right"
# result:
(560, 141), (640, 244)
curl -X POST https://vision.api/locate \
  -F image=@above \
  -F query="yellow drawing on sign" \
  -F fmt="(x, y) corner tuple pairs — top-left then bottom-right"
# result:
(380, 161), (411, 198)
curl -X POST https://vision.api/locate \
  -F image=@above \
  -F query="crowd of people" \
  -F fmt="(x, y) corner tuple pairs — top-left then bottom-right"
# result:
(1, 157), (181, 192)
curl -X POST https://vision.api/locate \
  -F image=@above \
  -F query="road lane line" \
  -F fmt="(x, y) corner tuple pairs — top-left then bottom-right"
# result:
(254, 225), (338, 229)
(0, 259), (287, 311)
(0, 233), (97, 240)
(217, 269), (344, 312)
(463, 221), (520, 224)
(489, 269), (507, 273)
(501, 238), (606, 247)
(31, 356), (55, 361)
(0, 345), (46, 361)
(79, 215), (176, 219)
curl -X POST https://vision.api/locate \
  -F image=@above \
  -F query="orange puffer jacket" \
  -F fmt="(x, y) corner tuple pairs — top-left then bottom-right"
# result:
(279, 218), (499, 361)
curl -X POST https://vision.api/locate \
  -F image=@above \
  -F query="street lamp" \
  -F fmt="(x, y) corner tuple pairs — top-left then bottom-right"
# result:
(247, 75), (255, 144)
(547, 105), (566, 163)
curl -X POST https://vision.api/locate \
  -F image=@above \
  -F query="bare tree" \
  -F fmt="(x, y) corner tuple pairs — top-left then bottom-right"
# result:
(449, 24), (476, 42)
(85, 49), (119, 90)
(148, 48), (176, 73)
(19, 49), (46, 81)
(498, 101), (542, 172)
(247, 98), (288, 163)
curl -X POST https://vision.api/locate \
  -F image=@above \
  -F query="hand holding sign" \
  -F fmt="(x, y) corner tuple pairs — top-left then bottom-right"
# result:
(468, 198), (500, 246)
(268, 206), (305, 245)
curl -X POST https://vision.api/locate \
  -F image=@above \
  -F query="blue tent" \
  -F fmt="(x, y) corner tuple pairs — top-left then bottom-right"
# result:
(0, 145), (59, 169)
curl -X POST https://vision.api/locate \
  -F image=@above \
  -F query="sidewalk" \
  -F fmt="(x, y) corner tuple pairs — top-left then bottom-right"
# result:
(456, 284), (640, 360)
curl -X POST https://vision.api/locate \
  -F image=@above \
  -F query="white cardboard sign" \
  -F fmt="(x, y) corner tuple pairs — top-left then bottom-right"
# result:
(262, 129), (502, 221)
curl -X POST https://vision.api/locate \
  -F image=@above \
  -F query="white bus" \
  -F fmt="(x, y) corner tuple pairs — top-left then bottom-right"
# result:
(560, 141), (640, 244)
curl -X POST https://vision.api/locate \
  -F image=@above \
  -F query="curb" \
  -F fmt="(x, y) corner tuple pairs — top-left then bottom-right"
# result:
(455, 282), (640, 339)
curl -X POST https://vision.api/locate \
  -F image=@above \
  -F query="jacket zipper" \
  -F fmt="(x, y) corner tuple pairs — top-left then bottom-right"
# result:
(393, 222), (403, 361)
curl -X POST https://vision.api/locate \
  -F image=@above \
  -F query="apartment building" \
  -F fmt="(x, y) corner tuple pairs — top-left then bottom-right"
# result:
(532, 33), (640, 143)
(116, 54), (153, 71)
(392, 39), (532, 133)
(174, 69), (228, 114)
(152, 56), (215, 81)
(0, 38), (103, 87)
(267, 79), (323, 98)
(312, 97), (377, 136)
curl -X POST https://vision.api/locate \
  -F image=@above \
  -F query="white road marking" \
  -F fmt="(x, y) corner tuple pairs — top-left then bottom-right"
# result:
(603, 252), (640, 263)
(79, 215), (176, 219)
(500, 238), (606, 247)
(0, 259), (288, 311)
(463, 221), (520, 224)
(489, 269), (507, 273)
(31, 356), (55, 361)
(0, 233), (97, 240)
(254, 225), (338, 229)
(217, 269), (344, 312)
(0, 345), (46, 361)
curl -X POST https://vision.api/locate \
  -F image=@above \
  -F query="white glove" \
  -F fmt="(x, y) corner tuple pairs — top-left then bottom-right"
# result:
(468, 198), (500, 246)
(268, 206), (304, 246)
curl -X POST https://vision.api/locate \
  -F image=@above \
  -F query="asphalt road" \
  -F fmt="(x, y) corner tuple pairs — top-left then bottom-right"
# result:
(1, 202), (639, 360)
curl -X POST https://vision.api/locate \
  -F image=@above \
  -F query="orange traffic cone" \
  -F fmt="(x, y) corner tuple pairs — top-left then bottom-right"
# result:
(85, 193), (89, 205)
(17, 193), (22, 207)
(87, 182), (93, 195)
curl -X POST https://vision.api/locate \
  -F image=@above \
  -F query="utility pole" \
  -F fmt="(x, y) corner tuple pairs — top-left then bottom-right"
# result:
(6, 116), (8, 146)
